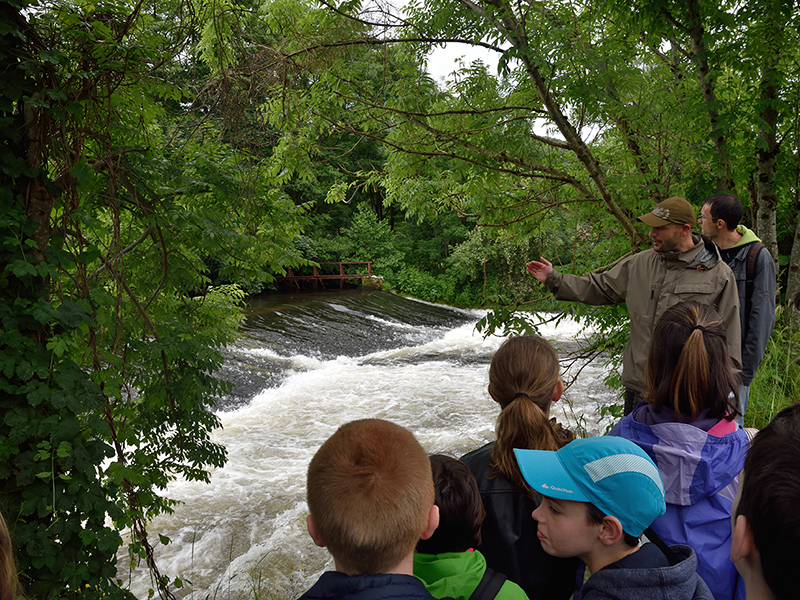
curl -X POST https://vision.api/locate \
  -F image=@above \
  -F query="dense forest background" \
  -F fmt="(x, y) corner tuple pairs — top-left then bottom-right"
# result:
(2, 0), (800, 597)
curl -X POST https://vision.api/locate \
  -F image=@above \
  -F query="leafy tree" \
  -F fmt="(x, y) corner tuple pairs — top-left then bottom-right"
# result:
(1, 0), (306, 597)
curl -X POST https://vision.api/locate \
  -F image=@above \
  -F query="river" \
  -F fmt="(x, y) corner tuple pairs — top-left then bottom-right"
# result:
(122, 290), (617, 599)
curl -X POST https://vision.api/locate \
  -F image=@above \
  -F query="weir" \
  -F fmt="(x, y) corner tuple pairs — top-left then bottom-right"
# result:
(121, 291), (616, 599)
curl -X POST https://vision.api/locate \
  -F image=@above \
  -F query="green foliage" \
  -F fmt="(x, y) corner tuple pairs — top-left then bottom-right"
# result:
(1, 207), (133, 600)
(748, 308), (800, 430)
(386, 266), (454, 303)
(1, 0), (308, 596)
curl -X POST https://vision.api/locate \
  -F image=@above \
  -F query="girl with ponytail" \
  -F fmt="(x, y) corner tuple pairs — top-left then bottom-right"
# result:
(461, 336), (579, 600)
(611, 301), (748, 600)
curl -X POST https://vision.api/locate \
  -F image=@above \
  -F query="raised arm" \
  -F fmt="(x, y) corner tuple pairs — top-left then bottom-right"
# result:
(526, 257), (554, 283)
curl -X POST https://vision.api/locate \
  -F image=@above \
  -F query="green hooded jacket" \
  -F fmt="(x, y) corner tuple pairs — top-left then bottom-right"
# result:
(414, 550), (530, 600)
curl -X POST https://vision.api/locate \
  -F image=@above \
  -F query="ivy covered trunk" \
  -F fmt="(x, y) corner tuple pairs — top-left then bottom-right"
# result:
(1, 0), (306, 597)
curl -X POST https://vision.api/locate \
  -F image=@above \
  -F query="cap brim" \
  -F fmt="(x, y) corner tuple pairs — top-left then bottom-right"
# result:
(514, 448), (591, 503)
(637, 213), (671, 227)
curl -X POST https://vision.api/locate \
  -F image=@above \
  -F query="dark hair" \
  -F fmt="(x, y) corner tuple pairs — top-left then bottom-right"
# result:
(703, 194), (743, 231)
(646, 302), (739, 421)
(584, 502), (639, 548)
(416, 455), (485, 554)
(488, 336), (573, 495)
(736, 402), (800, 600)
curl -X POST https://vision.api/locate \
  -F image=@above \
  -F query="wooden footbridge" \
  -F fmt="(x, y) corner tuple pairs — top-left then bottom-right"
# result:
(275, 261), (374, 290)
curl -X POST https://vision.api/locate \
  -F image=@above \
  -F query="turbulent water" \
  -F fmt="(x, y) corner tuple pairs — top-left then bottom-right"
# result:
(122, 290), (617, 599)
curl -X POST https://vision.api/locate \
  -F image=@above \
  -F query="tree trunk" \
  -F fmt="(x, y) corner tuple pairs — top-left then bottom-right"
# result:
(754, 22), (781, 266)
(786, 216), (800, 305)
(686, 0), (733, 192)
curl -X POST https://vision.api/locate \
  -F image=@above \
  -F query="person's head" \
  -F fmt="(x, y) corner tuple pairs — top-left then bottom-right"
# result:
(700, 194), (743, 238)
(647, 301), (738, 421)
(1, 510), (21, 600)
(416, 454), (485, 555)
(517, 437), (665, 569)
(306, 419), (438, 575)
(638, 196), (696, 253)
(731, 402), (800, 600)
(487, 336), (572, 494)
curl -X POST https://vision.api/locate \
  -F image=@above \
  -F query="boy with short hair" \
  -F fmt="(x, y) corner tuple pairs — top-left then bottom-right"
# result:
(730, 402), (800, 600)
(299, 418), (440, 600)
(514, 436), (713, 600)
(413, 454), (529, 600)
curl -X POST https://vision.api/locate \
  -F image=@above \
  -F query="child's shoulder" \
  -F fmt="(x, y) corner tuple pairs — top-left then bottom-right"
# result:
(583, 544), (713, 600)
(298, 571), (437, 600)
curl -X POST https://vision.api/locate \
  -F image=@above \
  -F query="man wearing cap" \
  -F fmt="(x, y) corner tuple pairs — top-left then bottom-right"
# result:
(527, 196), (741, 415)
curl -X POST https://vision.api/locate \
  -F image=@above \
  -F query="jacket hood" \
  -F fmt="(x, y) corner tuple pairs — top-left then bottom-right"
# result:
(659, 234), (721, 270)
(414, 551), (484, 600)
(687, 234), (722, 270)
(610, 416), (747, 506)
(734, 225), (761, 246)
(582, 544), (713, 600)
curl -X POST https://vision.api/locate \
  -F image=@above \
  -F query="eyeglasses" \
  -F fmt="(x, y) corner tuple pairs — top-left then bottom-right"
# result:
(697, 216), (717, 221)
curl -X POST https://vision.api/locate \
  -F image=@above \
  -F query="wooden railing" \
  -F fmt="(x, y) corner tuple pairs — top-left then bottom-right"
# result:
(275, 262), (373, 290)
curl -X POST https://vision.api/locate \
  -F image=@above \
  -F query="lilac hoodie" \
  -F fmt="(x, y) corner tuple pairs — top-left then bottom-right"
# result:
(610, 405), (748, 600)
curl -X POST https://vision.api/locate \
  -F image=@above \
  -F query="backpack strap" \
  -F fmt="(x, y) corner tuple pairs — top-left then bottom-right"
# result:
(468, 566), (507, 600)
(643, 526), (682, 566)
(744, 241), (764, 312)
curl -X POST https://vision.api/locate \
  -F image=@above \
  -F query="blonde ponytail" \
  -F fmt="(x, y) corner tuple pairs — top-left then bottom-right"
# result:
(487, 336), (573, 495)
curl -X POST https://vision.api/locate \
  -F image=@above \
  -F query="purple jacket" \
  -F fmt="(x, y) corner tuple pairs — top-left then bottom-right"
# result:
(610, 407), (748, 600)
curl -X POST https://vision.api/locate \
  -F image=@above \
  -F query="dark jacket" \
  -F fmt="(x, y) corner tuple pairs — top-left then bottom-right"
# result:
(460, 443), (579, 600)
(582, 543), (714, 600)
(545, 234), (741, 394)
(297, 571), (437, 600)
(717, 226), (776, 385)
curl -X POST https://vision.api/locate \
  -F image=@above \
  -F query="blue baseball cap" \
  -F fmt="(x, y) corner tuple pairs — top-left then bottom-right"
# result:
(514, 437), (666, 537)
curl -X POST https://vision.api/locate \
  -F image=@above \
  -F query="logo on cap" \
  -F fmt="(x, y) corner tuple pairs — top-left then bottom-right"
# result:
(653, 207), (670, 219)
(541, 483), (574, 494)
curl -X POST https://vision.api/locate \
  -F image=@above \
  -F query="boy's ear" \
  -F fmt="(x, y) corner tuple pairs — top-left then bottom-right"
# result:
(307, 514), (326, 548)
(551, 380), (564, 404)
(730, 514), (756, 564)
(598, 515), (625, 546)
(419, 504), (440, 541)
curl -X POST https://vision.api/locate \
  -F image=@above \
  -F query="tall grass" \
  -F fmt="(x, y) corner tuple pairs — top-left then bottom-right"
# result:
(747, 306), (800, 430)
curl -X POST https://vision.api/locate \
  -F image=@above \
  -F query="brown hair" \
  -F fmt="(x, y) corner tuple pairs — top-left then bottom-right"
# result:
(646, 302), (738, 421)
(736, 402), (800, 600)
(488, 336), (573, 495)
(584, 502), (639, 548)
(306, 419), (434, 575)
(1, 511), (21, 600)
(416, 455), (485, 555)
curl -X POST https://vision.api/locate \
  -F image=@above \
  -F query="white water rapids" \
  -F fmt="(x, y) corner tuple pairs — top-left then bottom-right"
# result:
(121, 291), (617, 599)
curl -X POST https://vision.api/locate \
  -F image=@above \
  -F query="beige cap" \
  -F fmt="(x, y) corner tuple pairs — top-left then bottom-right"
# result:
(638, 196), (696, 227)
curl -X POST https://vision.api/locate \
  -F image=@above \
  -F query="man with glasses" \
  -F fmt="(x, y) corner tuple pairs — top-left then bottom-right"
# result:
(699, 194), (775, 424)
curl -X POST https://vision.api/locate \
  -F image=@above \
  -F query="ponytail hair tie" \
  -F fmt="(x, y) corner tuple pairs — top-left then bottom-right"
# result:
(513, 392), (530, 400)
(692, 325), (705, 332)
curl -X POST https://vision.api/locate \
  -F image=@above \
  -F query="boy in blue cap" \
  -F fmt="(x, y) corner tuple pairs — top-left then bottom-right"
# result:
(514, 437), (712, 600)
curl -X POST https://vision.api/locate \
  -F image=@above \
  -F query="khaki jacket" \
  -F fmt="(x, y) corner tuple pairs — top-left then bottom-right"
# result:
(545, 234), (741, 394)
